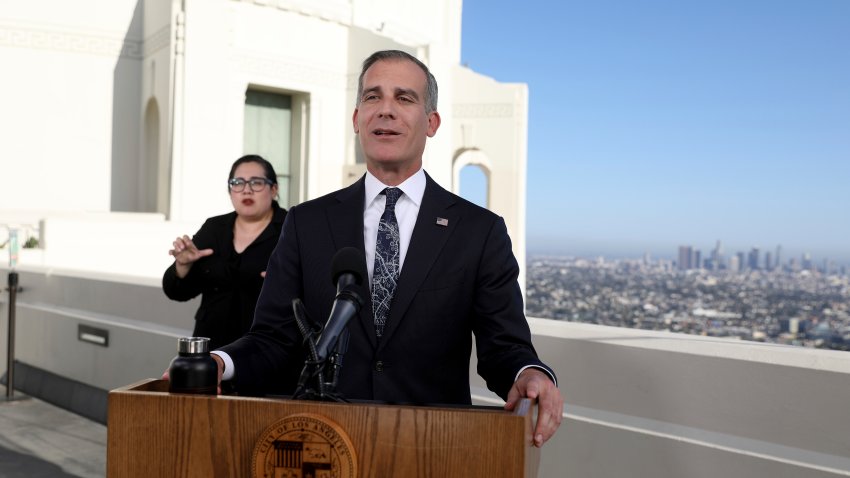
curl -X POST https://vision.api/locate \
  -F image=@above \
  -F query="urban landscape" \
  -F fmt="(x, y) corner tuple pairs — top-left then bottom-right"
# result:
(526, 244), (850, 351)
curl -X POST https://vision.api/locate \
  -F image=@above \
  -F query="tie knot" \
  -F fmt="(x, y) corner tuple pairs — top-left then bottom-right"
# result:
(382, 187), (402, 211)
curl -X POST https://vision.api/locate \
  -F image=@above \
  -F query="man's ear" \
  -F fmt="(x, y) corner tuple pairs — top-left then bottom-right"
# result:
(352, 108), (360, 134)
(426, 111), (441, 137)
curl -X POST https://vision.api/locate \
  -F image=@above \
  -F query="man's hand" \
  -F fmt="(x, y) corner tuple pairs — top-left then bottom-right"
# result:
(505, 368), (564, 447)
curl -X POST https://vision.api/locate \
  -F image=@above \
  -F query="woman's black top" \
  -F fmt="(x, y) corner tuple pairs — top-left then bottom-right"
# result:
(163, 203), (286, 350)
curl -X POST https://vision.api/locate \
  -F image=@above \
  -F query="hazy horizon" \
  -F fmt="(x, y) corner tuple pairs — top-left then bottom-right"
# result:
(527, 234), (849, 266)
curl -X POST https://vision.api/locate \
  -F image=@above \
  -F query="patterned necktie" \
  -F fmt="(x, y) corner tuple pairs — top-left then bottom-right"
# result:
(372, 187), (402, 338)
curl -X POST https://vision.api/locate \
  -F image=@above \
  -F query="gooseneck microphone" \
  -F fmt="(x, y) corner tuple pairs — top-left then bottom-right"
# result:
(314, 247), (366, 362)
(332, 246), (366, 292)
(314, 286), (363, 362)
(293, 247), (366, 401)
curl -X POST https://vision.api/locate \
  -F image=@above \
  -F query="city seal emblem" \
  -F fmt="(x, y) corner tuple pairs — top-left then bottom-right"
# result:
(252, 413), (357, 478)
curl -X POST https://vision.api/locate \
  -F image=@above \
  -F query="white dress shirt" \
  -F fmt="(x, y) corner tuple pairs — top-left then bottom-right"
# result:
(362, 168), (425, 283)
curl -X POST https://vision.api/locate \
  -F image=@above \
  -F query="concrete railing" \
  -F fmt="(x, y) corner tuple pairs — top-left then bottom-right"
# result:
(1, 211), (202, 279)
(2, 266), (849, 477)
(470, 319), (850, 478)
(0, 266), (195, 392)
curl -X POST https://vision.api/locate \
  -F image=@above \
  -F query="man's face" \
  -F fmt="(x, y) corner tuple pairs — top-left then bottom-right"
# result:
(353, 59), (441, 173)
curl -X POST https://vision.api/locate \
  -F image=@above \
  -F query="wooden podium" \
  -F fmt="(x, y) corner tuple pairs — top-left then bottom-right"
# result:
(107, 379), (540, 477)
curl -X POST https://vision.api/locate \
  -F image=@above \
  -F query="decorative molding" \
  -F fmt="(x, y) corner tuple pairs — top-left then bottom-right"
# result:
(0, 23), (142, 60)
(346, 72), (359, 90)
(230, 0), (352, 26)
(142, 26), (171, 58)
(453, 103), (515, 119)
(233, 52), (348, 89)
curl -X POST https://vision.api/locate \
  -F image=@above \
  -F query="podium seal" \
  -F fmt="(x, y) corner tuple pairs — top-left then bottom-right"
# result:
(252, 413), (357, 478)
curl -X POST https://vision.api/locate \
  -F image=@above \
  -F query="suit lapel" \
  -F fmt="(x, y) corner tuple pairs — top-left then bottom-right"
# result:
(326, 176), (378, 348)
(379, 174), (459, 347)
(327, 177), (366, 253)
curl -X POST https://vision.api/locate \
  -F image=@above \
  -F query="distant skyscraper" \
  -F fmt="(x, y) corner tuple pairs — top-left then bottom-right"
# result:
(736, 251), (746, 272)
(775, 245), (782, 271)
(765, 252), (772, 271)
(695, 250), (702, 270)
(711, 240), (724, 270)
(790, 257), (799, 272)
(729, 254), (740, 272)
(802, 252), (813, 271)
(678, 245), (693, 270)
(748, 247), (760, 270)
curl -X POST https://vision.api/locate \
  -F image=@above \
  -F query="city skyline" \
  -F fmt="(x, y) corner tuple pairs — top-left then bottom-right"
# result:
(526, 254), (850, 350)
(529, 238), (848, 270)
(460, 0), (849, 263)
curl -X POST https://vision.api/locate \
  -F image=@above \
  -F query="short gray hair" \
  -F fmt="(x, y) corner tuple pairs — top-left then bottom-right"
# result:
(356, 50), (438, 114)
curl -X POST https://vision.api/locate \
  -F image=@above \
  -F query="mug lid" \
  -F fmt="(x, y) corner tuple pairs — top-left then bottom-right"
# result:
(178, 336), (210, 354)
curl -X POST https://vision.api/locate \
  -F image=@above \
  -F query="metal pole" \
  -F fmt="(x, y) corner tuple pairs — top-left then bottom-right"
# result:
(6, 271), (17, 399)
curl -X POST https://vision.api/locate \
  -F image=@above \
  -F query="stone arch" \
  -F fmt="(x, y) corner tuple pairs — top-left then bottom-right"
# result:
(452, 148), (493, 208)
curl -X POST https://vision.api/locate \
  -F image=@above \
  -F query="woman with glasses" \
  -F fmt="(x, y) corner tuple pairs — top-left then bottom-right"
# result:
(162, 154), (287, 350)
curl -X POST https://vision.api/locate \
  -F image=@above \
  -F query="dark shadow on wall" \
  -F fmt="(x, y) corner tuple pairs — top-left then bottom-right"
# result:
(1, 361), (107, 425)
(110, 0), (144, 212)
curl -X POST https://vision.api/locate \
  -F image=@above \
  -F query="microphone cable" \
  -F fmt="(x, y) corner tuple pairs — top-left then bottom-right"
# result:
(291, 298), (326, 399)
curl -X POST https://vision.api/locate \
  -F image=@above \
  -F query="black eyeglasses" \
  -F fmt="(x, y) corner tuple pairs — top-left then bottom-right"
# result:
(228, 177), (274, 192)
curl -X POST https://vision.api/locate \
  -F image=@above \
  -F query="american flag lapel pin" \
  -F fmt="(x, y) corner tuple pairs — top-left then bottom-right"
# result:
(436, 217), (449, 227)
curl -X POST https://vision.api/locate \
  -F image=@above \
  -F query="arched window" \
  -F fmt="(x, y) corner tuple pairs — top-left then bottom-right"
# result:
(459, 164), (488, 209)
(453, 149), (492, 209)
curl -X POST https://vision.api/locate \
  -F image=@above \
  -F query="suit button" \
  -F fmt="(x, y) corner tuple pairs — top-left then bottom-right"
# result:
(374, 361), (384, 372)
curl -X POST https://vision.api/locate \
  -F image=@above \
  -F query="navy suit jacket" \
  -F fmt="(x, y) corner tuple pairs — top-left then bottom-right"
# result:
(220, 172), (554, 404)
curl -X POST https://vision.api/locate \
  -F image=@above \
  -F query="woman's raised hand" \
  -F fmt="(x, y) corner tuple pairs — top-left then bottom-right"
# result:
(169, 235), (213, 278)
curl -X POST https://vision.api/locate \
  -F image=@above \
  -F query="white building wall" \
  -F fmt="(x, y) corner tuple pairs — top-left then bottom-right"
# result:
(169, 0), (463, 222)
(0, 0), (528, 280)
(452, 66), (529, 291)
(225, 1), (351, 210)
(0, 0), (142, 213)
(137, 0), (176, 216)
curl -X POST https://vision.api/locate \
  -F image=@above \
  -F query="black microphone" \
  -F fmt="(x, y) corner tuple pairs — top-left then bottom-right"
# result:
(314, 248), (367, 362)
(314, 286), (363, 362)
(332, 246), (366, 292)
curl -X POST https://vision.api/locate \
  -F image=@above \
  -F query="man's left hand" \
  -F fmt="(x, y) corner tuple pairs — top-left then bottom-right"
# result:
(505, 368), (564, 447)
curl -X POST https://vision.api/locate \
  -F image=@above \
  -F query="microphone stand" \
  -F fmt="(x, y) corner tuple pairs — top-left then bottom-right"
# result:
(291, 298), (348, 402)
(291, 298), (325, 400)
(323, 328), (349, 398)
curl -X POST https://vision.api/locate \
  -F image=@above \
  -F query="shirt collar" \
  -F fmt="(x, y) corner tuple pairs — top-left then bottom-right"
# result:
(365, 168), (426, 207)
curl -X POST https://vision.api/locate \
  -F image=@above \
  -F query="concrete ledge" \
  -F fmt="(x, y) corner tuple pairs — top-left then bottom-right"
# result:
(491, 318), (850, 478)
(528, 317), (850, 373)
(2, 361), (107, 425)
(3, 267), (849, 478)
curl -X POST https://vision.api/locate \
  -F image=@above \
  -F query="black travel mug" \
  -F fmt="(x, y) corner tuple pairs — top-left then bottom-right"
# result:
(168, 337), (217, 395)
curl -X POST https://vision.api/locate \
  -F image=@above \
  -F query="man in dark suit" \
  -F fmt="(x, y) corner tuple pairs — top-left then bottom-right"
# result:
(213, 50), (563, 446)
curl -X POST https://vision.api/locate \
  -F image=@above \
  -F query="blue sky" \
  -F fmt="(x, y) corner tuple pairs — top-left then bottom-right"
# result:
(459, 0), (850, 264)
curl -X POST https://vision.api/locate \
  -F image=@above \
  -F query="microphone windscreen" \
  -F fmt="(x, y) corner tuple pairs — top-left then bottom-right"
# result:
(331, 247), (365, 286)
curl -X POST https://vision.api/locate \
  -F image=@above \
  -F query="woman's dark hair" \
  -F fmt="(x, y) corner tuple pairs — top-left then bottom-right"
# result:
(228, 154), (278, 191)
